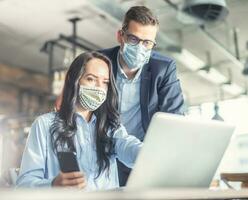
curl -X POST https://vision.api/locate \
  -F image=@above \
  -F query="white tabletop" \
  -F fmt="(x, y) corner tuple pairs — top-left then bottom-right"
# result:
(1, 188), (248, 200)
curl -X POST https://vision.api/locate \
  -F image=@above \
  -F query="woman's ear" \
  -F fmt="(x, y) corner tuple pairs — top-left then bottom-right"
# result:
(55, 92), (63, 111)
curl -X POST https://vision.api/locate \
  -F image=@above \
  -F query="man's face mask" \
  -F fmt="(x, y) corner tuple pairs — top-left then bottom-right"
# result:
(121, 43), (152, 70)
(78, 85), (107, 111)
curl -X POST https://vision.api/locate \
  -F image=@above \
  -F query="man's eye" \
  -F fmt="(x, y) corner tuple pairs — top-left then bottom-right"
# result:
(143, 40), (150, 46)
(129, 35), (139, 43)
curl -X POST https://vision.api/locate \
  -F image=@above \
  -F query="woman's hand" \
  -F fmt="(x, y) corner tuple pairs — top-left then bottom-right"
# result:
(52, 171), (86, 189)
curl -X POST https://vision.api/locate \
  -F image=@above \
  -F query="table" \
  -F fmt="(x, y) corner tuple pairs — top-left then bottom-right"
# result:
(1, 188), (248, 200)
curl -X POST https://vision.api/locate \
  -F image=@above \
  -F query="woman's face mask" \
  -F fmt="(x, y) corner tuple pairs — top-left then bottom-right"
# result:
(78, 85), (107, 111)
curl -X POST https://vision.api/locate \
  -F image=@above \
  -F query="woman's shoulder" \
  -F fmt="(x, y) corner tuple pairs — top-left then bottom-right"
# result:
(32, 112), (56, 129)
(36, 111), (56, 121)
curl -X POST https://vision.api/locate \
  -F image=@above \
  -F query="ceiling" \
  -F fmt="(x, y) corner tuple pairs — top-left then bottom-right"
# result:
(0, 0), (248, 106)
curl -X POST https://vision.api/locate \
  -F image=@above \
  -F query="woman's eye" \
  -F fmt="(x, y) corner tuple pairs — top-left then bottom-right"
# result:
(87, 77), (94, 82)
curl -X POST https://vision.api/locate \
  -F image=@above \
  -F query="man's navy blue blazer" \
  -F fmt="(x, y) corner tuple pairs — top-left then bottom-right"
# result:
(99, 46), (184, 133)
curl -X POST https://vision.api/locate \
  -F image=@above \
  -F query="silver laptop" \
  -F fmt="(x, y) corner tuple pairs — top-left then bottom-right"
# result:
(127, 112), (235, 188)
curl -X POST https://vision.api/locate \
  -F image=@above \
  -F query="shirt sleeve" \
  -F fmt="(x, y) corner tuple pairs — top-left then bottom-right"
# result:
(16, 116), (54, 188)
(113, 125), (143, 168)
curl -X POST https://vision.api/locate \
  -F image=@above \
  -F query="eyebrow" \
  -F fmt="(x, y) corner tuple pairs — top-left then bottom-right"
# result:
(126, 32), (155, 42)
(85, 73), (109, 80)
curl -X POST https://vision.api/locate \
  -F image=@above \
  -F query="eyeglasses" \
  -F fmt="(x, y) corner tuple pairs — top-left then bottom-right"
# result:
(122, 30), (156, 50)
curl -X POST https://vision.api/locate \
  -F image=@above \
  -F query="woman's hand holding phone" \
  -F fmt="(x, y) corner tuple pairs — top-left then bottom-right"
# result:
(52, 171), (87, 189)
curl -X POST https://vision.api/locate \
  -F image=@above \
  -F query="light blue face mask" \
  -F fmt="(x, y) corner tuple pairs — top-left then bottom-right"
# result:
(121, 43), (152, 70)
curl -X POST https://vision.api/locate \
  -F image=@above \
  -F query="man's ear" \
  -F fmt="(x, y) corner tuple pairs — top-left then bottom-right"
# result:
(117, 30), (123, 44)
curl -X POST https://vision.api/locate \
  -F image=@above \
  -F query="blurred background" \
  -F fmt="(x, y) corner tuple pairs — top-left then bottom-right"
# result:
(0, 0), (248, 188)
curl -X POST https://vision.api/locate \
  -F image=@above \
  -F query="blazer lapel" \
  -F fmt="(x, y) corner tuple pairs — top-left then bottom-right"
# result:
(140, 64), (151, 131)
(111, 47), (119, 79)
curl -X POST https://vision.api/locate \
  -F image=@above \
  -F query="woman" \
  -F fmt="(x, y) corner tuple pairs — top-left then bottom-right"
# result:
(16, 52), (142, 190)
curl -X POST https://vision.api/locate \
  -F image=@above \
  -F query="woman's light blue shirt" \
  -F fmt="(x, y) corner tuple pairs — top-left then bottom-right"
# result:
(16, 112), (142, 191)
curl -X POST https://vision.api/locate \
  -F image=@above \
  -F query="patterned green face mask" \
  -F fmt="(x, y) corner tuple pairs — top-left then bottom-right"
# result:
(78, 85), (107, 111)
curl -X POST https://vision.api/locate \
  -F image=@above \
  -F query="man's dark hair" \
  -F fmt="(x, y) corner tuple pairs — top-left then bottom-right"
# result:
(122, 6), (159, 31)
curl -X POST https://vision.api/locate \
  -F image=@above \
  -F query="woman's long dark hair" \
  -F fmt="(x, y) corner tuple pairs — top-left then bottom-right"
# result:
(50, 51), (120, 177)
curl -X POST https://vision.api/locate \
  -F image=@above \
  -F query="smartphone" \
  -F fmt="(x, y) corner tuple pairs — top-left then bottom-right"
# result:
(57, 151), (80, 173)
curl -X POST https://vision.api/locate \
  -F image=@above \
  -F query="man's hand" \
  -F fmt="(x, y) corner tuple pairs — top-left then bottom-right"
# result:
(52, 171), (86, 189)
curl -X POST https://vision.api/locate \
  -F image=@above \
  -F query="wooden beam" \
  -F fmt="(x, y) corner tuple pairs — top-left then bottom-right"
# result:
(0, 64), (50, 94)
(0, 64), (53, 115)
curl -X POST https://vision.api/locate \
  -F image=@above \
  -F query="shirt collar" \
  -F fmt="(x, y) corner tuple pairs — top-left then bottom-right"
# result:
(76, 112), (97, 125)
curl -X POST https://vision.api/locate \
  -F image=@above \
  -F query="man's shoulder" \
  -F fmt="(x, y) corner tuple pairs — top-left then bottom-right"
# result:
(147, 51), (176, 75)
(33, 112), (55, 128)
(98, 46), (120, 58)
(150, 50), (175, 64)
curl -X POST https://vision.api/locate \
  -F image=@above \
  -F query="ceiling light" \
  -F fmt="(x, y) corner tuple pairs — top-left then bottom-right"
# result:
(198, 68), (228, 84)
(222, 83), (244, 96)
(182, 0), (229, 22)
(212, 103), (224, 121)
(173, 49), (205, 71)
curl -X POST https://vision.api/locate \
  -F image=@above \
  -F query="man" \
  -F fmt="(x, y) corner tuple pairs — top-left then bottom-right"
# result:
(99, 6), (184, 186)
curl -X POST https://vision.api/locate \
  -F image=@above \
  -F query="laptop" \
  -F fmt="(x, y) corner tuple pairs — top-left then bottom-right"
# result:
(127, 112), (235, 189)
